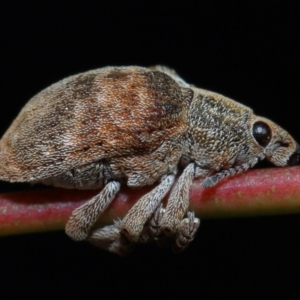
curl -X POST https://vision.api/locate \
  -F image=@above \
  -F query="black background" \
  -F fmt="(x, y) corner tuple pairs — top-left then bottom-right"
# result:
(1, 2), (300, 299)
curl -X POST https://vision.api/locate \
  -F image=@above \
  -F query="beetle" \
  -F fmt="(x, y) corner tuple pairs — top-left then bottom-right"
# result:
(0, 65), (299, 255)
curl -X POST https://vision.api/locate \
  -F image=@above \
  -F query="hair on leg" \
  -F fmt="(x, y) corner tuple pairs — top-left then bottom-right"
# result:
(120, 173), (175, 243)
(65, 180), (121, 241)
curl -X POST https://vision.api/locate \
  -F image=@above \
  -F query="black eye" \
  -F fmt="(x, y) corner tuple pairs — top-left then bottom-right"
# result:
(252, 121), (272, 147)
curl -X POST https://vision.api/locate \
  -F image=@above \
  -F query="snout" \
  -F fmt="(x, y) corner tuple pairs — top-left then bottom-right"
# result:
(287, 143), (300, 166)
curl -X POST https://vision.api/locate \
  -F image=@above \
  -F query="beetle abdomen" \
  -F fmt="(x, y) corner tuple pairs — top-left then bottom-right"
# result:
(0, 66), (192, 182)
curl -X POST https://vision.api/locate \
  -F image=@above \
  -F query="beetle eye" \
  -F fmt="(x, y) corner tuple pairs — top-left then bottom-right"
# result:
(252, 121), (272, 147)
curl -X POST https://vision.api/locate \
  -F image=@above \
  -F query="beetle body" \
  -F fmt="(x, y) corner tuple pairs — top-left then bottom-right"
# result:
(0, 66), (299, 255)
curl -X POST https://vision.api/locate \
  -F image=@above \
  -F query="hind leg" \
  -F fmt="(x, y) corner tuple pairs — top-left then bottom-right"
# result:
(65, 180), (121, 241)
(88, 219), (130, 256)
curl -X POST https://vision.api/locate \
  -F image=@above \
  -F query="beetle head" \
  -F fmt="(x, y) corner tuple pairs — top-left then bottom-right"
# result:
(251, 116), (300, 167)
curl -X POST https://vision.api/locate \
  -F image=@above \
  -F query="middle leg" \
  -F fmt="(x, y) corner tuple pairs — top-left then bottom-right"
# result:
(159, 163), (208, 252)
(87, 173), (176, 255)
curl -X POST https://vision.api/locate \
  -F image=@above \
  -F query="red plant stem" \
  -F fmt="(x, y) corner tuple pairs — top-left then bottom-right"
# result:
(1, 167), (300, 236)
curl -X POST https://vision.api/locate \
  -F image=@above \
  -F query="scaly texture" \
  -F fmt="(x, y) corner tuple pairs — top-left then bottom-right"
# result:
(0, 65), (299, 254)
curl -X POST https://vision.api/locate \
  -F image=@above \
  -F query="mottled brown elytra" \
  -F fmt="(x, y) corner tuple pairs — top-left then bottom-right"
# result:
(1, 66), (299, 255)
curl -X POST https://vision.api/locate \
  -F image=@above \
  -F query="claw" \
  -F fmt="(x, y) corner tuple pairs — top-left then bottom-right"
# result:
(172, 211), (200, 253)
(150, 204), (165, 239)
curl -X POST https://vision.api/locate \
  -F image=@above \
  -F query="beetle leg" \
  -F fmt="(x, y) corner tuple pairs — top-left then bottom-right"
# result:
(159, 163), (204, 251)
(172, 211), (200, 253)
(88, 174), (175, 255)
(119, 173), (175, 243)
(89, 217), (159, 255)
(65, 180), (121, 241)
(148, 204), (176, 248)
(149, 203), (166, 239)
(88, 219), (134, 256)
(202, 155), (264, 188)
(159, 163), (195, 234)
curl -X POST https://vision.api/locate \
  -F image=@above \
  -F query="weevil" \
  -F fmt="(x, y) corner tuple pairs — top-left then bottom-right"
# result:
(0, 66), (299, 255)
